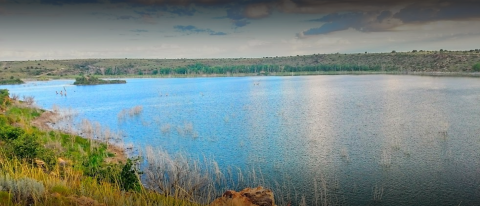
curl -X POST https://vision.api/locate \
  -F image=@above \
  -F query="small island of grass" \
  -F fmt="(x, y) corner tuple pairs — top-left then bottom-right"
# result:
(73, 75), (126, 85)
(0, 77), (24, 85)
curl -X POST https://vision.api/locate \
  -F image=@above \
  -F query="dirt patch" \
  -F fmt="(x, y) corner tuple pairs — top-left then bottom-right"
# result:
(105, 143), (127, 165)
(31, 110), (59, 130)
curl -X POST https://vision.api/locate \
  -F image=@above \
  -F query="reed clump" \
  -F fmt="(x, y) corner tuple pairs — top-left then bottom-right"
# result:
(117, 105), (144, 122)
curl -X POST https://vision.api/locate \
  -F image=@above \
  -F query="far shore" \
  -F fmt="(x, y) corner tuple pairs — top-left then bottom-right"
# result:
(15, 71), (480, 83)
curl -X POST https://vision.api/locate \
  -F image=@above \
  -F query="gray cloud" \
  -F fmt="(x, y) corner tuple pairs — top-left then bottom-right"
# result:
(174, 25), (227, 35)
(210, 31), (227, 35)
(298, 2), (480, 37)
(393, 2), (480, 23)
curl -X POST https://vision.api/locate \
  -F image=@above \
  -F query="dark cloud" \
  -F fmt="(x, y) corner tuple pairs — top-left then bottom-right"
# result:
(132, 5), (196, 17)
(376, 10), (391, 22)
(301, 12), (365, 36)
(226, 6), (244, 21)
(5, 0), (480, 33)
(167, 6), (196, 16)
(298, 1), (480, 37)
(224, 2), (272, 28)
(174, 25), (227, 35)
(393, 2), (480, 23)
(37, 0), (99, 6)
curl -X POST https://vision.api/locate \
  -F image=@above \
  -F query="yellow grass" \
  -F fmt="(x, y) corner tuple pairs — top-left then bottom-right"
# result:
(0, 151), (203, 206)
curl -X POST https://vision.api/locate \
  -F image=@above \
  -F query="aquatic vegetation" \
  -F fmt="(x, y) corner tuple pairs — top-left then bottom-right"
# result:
(372, 184), (384, 202)
(340, 147), (350, 162)
(22, 95), (35, 106)
(160, 123), (172, 134)
(117, 105), (144, 121)
(380, 149), (392, 168)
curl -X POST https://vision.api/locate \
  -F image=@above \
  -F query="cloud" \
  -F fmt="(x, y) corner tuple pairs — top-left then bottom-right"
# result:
(393, 2), (480, 23)
(225, 5), (258, 28)
(298, 12), (400, 37)
(297, 2), (480, 37)
(232, 19), (250, 28)
(174, 25), (208, 33)
(244, 3), (271, 19)
(173, 25), (227, 35)
(131, 29), (148, 32)
(210, 31), (227, 35)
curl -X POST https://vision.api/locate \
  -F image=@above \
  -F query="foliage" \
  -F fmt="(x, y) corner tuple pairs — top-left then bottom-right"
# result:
(74, 75), (126, 85)
(472, 63), (480, 72)
(0, 126), (25, 141)
(12, 133), (40, 161)
(0, 89), (10, 111)
(2, 49), (480, 78)
(119, 158), (142, 192)
(0, 174), (46, 204)
(0, 78), (23, 85)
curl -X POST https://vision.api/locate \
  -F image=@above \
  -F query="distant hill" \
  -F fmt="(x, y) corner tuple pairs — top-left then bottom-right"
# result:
(1, 50), (480, 80)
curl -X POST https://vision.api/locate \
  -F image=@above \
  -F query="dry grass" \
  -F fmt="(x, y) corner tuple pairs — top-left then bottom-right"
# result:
(0, 151), (201, 206)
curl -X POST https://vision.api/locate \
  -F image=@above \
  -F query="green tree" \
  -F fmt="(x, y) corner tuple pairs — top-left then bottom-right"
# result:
(119, 158), (142, 192)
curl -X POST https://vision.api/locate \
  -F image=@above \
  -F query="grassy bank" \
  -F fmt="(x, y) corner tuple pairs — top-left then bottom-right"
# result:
(0, 89), (200, 205)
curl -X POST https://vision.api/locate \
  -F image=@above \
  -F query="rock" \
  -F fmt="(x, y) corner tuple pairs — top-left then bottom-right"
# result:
(34, 158), (45, 168)
(58, 158), (69, 166)
(210, 186), (275, 206)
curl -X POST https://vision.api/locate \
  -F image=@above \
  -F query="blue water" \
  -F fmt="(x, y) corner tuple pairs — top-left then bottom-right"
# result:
(3, 75), (480, 205)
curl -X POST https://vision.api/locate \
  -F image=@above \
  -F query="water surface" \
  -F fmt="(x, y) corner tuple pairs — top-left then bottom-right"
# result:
(3, 75), (480, 205)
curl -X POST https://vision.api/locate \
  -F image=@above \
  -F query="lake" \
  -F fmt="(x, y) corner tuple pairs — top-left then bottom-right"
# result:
(2, 75), (480, 205)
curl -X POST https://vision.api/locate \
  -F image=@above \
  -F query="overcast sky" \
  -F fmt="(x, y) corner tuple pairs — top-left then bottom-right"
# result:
(1, 0), (480, 60)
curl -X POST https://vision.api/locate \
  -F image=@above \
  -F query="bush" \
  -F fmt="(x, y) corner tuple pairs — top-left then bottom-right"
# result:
(119, 158), (142, 192)
(36, 147), (57, 169)
(12, 134), (40, 161)
(0, 126), (25, 141)
(472, 63), (480, 72)
(0, 174), (45, 204)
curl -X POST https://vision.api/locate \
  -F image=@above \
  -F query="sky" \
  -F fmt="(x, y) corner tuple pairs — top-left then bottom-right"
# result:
(1, 0), (480, 61)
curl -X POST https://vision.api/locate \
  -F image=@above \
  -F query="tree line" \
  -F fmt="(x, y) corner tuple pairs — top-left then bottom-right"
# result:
(95, 63), (385, 76)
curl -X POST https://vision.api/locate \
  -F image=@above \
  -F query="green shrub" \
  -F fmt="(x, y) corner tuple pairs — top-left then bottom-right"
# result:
(0, 115), (9, 126)
(0, 191), (11, 204)
(51, 184), (70, 196)
(12, 134), (40, 161)
(119, 158), (142, 192)
(472, 63), (480, 72)
(36, 147), (57, 169)
(0, 126), (25, 141)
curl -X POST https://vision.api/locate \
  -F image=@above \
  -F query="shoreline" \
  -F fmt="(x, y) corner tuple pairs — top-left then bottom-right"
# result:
(31, 107), (128, 164)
